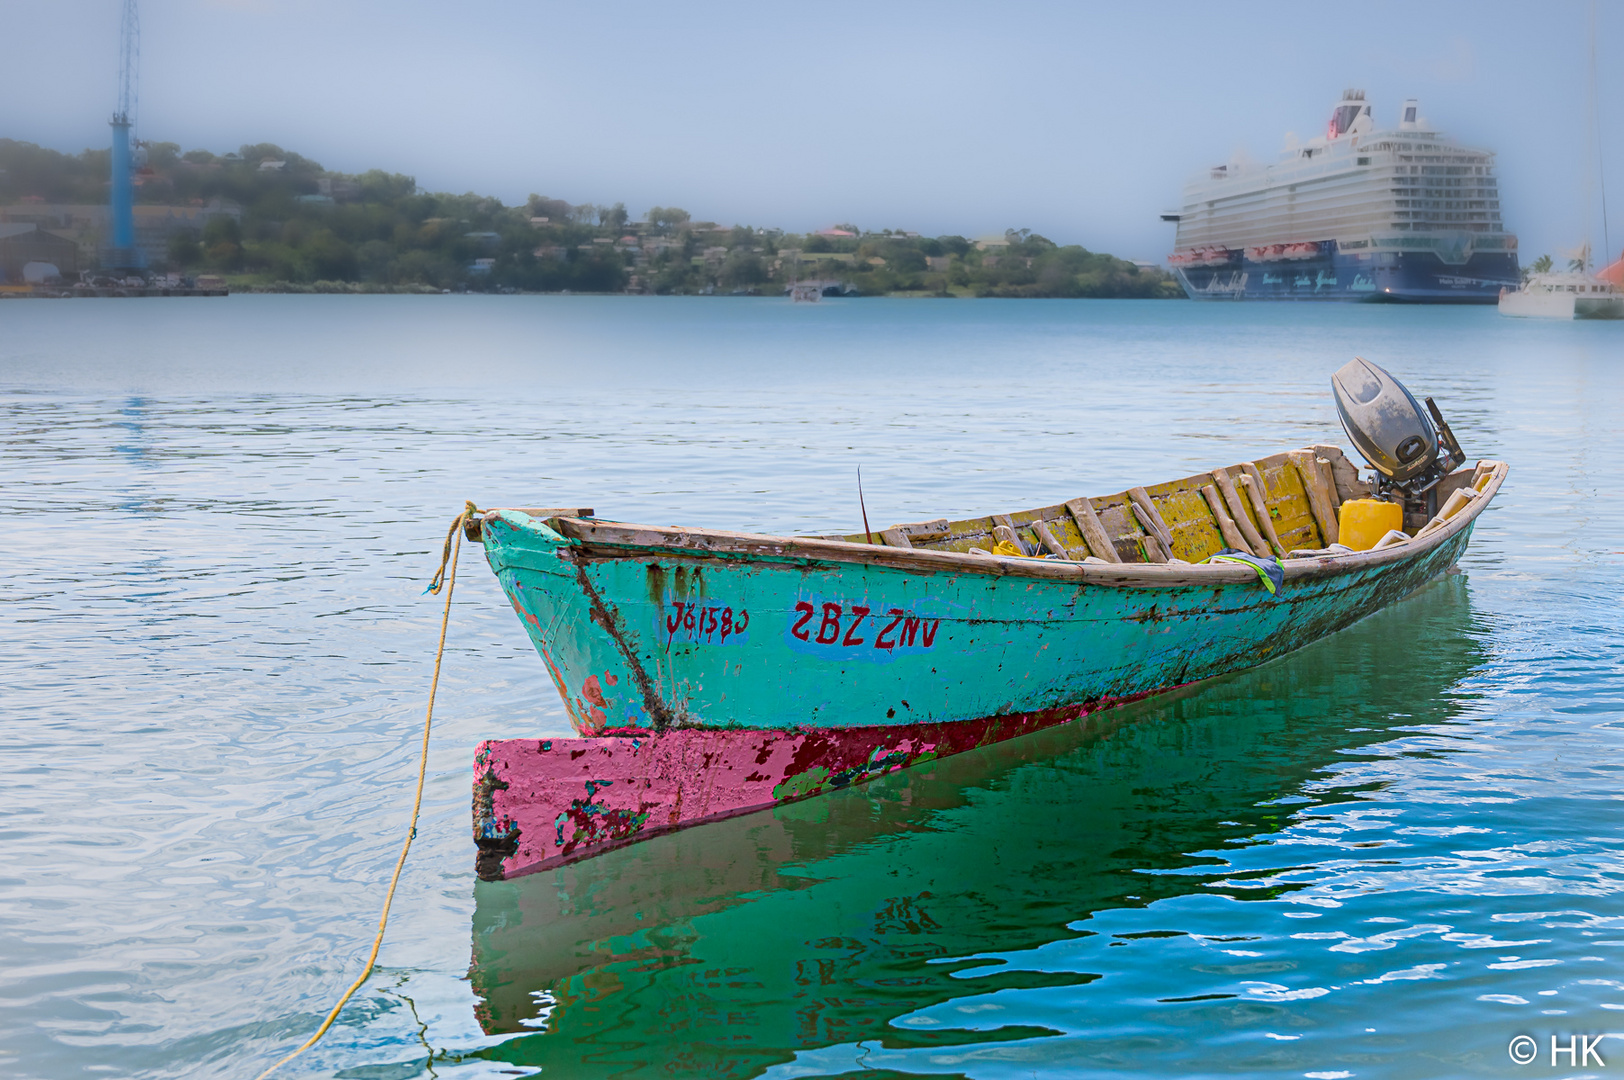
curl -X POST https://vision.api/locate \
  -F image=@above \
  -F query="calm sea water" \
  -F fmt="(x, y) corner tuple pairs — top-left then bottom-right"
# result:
(3, 296), (1621, 1080)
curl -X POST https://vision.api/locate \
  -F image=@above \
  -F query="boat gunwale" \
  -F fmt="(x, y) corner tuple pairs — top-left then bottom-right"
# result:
(485, 460), (1506, 590)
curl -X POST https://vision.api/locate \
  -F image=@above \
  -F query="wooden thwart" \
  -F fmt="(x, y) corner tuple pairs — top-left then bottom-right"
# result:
(1031, 518), (1070, 558)
(1200, 484), (1253, 556)
(1238, 464), (1287, 556)
(991, 515), (1033, 556)
(1288, 451), (1340, 547)
(1415, 486), (1478, 540)
(880, 517), (951, 549)
(1065, 498), (1120, 563)
(1310, 445), (1373, 503)
(1236, 472), (1285, 557)
(1315, 457), (1341, 511)
(1127, 487), (1175, 554)
(1211, 468), (1268, 556)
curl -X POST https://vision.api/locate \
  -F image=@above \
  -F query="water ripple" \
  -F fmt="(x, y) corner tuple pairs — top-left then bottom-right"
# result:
(2, 297), (1621, 1078)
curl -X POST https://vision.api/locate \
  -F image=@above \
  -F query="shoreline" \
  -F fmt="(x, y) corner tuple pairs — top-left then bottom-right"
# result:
(2, 281), (1190, 299)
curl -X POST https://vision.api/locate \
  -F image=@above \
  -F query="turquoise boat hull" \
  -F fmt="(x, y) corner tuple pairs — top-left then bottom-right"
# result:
(482, 514), (1466, 734)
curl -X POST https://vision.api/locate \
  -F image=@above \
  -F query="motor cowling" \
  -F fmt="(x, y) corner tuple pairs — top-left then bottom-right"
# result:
(1331, 357), (1462, 496)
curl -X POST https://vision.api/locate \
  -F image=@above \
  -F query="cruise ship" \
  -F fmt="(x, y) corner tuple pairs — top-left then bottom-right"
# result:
(1164, 90), (1519, 302)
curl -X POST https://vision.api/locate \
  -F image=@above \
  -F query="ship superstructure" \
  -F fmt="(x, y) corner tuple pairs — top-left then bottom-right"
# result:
(1165, 91), (1519, 301)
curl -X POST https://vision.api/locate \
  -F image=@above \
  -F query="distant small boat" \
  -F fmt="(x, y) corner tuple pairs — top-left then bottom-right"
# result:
(1499, 268), (1624, 320)
(468, 362), (1506, 880)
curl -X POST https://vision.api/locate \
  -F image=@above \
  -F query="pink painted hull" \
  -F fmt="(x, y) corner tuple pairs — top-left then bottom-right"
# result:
(472, 699), (1156, 880)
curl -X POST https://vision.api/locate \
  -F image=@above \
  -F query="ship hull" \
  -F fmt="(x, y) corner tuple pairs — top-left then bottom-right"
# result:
(1175, 250), (1518, 303)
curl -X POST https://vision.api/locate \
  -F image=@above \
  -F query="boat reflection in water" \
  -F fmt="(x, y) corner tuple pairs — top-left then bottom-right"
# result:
(467, 575), (1486, 1077)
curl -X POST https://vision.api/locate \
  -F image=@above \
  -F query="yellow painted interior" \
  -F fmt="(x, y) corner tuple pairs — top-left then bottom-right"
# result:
(837, 447), (1363, 563)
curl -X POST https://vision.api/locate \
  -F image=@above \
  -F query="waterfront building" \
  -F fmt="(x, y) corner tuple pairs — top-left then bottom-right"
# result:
(0, 223), (81, 282)
(0, 199), (241, 272)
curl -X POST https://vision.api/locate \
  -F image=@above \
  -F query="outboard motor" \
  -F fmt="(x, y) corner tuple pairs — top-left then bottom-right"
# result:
(1331, 357), (1464, 498)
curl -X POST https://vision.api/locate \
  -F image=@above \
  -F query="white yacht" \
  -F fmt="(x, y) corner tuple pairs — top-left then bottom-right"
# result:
(1499, 261), (1624, 320)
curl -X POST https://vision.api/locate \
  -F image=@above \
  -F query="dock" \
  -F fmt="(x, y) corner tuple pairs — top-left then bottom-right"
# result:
(0, 284), (229, 299)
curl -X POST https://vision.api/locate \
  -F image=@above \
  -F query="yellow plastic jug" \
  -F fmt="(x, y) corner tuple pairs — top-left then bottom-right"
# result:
(1338, 498), (1403, 551)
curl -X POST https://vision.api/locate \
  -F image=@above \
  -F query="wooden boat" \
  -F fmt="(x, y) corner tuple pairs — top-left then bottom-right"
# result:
(467, 432), (1507, 880)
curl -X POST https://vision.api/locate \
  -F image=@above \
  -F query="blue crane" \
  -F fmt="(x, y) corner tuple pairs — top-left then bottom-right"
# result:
(107, 0), (143, 271)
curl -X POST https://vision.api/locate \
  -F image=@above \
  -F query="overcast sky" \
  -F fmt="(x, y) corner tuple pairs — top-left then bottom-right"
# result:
(3, 0), (1618, 263)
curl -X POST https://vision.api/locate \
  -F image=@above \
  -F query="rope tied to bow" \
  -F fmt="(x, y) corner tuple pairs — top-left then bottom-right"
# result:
(254, 502), (479, 1080)
(427, 501), (482, 596)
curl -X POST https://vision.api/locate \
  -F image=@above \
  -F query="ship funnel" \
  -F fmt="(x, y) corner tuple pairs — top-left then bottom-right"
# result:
(1328, 89), (1368, 140)
(1400, 98), (1420, 130)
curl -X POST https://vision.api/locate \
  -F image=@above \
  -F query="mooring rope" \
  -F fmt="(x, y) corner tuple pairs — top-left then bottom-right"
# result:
(253, 503), (477, 1080)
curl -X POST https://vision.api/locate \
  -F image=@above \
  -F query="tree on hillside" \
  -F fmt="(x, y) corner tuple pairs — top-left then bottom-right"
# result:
(238, 143), (322, 172)
(720, 249), (766, 289)
(202, 216), (243, 271)
(526, 194), (573, 221)
(356, 170), (415, 202)
(166, 228), (200, 269)
(145, 142), (181, 169)
(890, 248), (927, 273)
(647, 206), (691, 231)
(0, 139), (107, 202)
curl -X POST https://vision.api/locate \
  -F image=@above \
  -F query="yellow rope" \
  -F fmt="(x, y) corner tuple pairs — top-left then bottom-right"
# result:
(254, 505), (476, 1080)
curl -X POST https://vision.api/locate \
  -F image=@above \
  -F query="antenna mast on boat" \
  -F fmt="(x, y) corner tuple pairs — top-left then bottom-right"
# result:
(1590, 0), (1612, 261)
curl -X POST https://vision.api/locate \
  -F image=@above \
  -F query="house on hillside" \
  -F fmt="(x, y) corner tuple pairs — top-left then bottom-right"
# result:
(316, 177), (360, 201)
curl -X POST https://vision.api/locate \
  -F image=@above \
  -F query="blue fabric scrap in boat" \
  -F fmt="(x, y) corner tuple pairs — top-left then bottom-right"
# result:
(1204, 548), (1285, 594)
